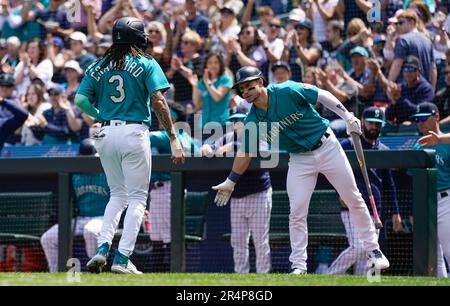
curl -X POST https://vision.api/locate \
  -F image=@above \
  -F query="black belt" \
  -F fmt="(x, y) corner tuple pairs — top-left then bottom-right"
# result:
(310, 132), (330, 151)
(101, 120), (143, 127)
(440, 191), (448, 199)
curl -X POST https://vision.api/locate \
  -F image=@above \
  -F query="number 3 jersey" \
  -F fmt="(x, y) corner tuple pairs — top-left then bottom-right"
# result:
(77, 54), (170, 126)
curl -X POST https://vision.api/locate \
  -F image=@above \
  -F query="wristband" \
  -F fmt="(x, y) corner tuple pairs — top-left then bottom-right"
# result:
(227, 171), (241, 183)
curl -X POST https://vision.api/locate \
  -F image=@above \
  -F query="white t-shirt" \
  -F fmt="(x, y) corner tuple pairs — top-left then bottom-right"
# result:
(264, 37), (285, 84)
(312, 0), (338, 43)
(14, 59), (54, 97)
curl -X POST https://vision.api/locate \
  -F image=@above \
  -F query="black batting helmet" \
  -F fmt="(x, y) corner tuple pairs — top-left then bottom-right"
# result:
(112, 17), (148, 49)
(232, 66), (265, 97)
(79, 138), (97, 156)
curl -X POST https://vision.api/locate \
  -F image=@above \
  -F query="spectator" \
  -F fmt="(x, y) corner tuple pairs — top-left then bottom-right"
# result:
(388, 9), (437, 90)
(434, 65), (450, 125)
(271, 60), (291, 84)
(98, 0), (143, 34)
(385, 55), (435, 124)
(307, 0), (338, 44)
(30, 0), (73, 41)
(69, 31), (98, 73)
(227, 23), (268, 77)
(166, 30), (204, 113)
(146, 21), (171, 70)
(242, 3), (273, 31)
(327, 106), (401, 275)
(20, 84), (51, 146)
(264, 17), (284, 84)
(207, 3), (241, 59)
(35, 84), (82, 144)
(337, 0), (370, 27)
(346, 46), (376, 111)
(63, 60), (83, 97)
(336, 18), (373, 73)
(186, 0), (210, 39)
(0, 75), (28, 152)
(190, 52), (232, 131)
(46, 34), (67, 83)
(321, 20), (344, 67)
(14, 38), (54, 97)
(0, 73), (16, 100)
(303, 66), (319, 86)
(316, 63), (358, 135)
(40, 138), (109, 272)
(68, 0), (102, 33)
(1, 36), (20, 74)
(0, 0), (26, 40)
(282, 19), (322, 82)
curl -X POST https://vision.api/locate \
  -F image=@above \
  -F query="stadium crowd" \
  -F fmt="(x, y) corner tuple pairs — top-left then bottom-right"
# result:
(1, 0), (450, 148)
(0, 0), (450, 275)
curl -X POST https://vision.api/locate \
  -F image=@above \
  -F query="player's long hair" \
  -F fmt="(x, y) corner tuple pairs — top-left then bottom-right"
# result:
(95, 43), (153, 71)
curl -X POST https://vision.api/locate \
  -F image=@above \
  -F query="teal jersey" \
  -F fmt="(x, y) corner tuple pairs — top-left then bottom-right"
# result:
(414, 142), (450, 192)
(243, 81), (329, 153)
(150, 130), (200, 182)
(77, 54), (170, 126)
(198, 75), (233, 127)
(72, 174), (110, 217)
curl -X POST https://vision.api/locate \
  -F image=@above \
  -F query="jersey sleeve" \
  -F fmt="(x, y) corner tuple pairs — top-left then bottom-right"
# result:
(290, 81), (319, 106)
(218, 75), (233, 88)
(77, 73), (96, 102)
(145, 58), (171, 94)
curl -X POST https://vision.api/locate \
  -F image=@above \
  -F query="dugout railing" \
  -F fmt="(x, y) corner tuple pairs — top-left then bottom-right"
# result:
(0, 150), (436, 275)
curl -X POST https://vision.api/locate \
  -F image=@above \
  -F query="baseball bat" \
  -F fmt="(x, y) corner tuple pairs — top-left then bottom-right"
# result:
(350, 132), (383, 229)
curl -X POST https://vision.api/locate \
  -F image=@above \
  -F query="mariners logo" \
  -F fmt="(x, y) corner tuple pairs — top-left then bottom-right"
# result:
(236, 71), (241, 81)
(374, 109), (380, 118)
(436, 155), (445, 166)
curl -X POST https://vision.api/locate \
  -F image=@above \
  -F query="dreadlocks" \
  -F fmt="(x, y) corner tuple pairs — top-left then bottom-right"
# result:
(96, 44), (152, 71)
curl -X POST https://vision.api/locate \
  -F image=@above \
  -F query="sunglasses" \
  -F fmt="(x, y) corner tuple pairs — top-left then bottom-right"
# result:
(240, 30), (253, 36)
(403, 66), (418, 73)
(414, 116), (430, 123)
(295, 25), (307, 30)
(269, 23), (281, 29)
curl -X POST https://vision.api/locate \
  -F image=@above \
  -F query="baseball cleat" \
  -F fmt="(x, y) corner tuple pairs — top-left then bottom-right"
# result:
(367, 249), (390, 270)
(111, 250), (143, 275)
(289, 268), (307, 275)
(86, 242), (110, 273)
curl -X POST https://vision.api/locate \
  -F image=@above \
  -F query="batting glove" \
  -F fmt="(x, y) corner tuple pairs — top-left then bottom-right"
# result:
(346, 115), (362, 136)
(212, 178), (236, 207)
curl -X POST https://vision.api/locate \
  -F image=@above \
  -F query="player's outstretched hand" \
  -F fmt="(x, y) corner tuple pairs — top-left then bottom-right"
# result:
(170, 137), (185, 164)
(418, 131), (440, 146)
(212, 178), (236, 207)
(346, 115), (362, 136)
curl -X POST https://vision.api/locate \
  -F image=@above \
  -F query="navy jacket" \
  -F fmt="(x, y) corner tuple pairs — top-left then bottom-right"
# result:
(0, 98), (28, 152)
(340, 137), (400, 219)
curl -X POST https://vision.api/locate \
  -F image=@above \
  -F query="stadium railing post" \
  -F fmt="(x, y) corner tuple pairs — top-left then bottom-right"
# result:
(412, 168), (437, 276)
(171, 171), (185, 272)
(58, 172), (73, 272)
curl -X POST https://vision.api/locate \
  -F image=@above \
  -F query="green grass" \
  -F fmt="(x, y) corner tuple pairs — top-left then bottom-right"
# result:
(0, 273), (449, 286)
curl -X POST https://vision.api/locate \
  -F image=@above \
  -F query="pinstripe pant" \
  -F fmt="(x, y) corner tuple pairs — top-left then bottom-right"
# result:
(230, 188), (272, 273)
(327, 211), (379, 275)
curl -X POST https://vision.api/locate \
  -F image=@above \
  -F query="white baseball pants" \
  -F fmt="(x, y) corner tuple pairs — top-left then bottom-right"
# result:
(40, 217), (103, 272)
(149, 181), (172, 243)
(94, 123), (151, 257)
(327, 210), (379, 275)
(287, 130), (379, 271)
(437, 191), (450, 277)
(230, 188), (272, 273)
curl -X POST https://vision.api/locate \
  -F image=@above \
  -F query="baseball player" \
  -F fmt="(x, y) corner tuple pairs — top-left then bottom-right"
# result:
(414, 102), (450, 277)
(205, 112), (272, 273)
(148, 103), (200, 271)
(40, 139), (108, 272)
(327, 107), (401, 275)
(212, 66), (390, 274)
(75, 17), (185, 274)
